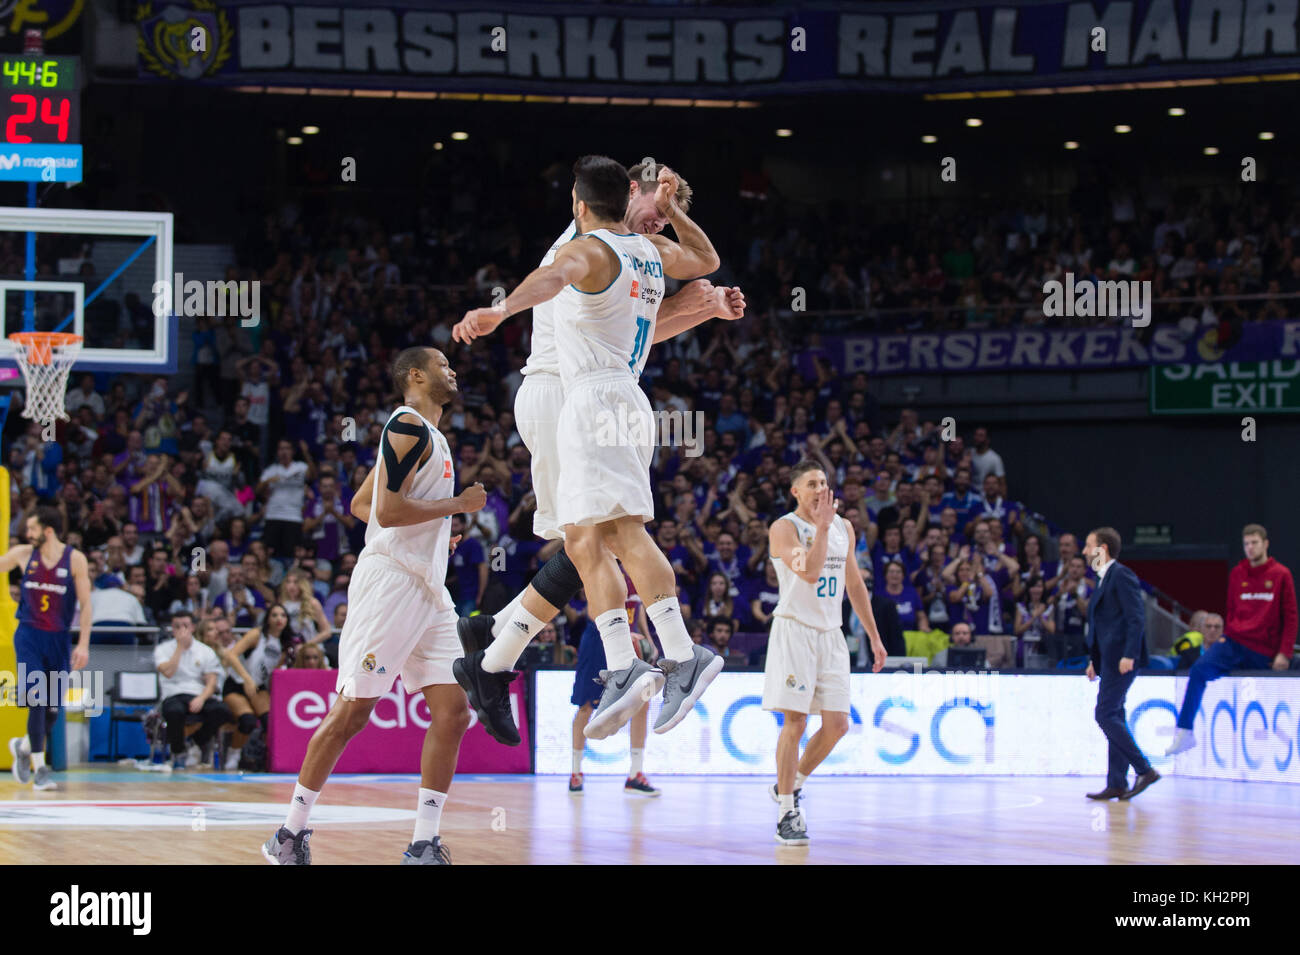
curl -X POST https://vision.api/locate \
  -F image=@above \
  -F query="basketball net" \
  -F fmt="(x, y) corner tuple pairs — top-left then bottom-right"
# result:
(8, 332), (83, 426)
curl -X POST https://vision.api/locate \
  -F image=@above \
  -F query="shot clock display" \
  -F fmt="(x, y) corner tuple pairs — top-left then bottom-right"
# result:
(0, 55), (79, 145)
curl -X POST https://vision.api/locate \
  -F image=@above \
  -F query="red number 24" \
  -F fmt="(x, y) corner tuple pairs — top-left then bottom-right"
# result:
(6, 94), (69, 143)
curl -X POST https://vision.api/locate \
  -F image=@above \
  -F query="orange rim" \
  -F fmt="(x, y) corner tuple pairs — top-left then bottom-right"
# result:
(8, 331), (83, 367)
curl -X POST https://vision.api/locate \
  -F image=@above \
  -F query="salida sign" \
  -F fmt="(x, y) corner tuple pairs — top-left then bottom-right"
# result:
(1150, 361), (1300, 414)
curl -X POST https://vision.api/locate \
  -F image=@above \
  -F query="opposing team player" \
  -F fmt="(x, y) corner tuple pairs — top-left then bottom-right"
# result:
(262, 348), (485, 866)
(569, 572), (661, 796)
(764, 460), (886, 846)
(452, 159), (742, 744)
(3, 506), (93, 792)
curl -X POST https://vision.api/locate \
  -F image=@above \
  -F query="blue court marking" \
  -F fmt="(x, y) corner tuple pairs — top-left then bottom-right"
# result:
(54, 234), (157, 332)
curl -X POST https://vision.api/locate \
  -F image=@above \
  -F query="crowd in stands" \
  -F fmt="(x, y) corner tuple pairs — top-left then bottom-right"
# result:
(7, 261), (1118, 683)
(10, 175), (1297, 698)
(227, 168), (1300, 338)
(738, 182), (1300, 334)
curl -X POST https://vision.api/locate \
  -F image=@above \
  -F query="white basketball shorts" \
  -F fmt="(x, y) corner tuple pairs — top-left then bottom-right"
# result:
(555, 371), (655, 529)
(336, 553), (460, 699)
(515, 371), (566, 541)
(762, 615), (851, 715)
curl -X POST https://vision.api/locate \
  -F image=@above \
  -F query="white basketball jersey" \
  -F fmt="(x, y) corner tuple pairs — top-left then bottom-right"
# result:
(363, 405), (455, 608)
(553, 228), (665, 388)
(772, 513), (852, 632)
(520, 220), (576, 378)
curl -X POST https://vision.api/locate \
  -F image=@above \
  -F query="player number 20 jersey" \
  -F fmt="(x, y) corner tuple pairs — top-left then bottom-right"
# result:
(771, 513), (851, 632)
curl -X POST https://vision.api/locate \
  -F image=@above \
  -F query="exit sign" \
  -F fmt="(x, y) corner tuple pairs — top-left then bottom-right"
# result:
(1133, 524), (1173, 546)
(1151, 361), (1300, 414)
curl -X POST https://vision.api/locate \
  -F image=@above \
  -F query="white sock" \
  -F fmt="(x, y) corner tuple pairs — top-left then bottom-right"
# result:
(17, 736), (30, 756)
(597, 608), (636, 671)
(571, 748), (584, 775)
(646, 597), (693, 662)
(629, 748), (644, 777)
(30, 751), (45, 771)
(483, 603), (548, 673)
(413, 788), (446, 843)
(795, 771), (808, 791)
(778, 793), (795, 818)
(285, 783), (320, 834)
(490, 593), (524, 641)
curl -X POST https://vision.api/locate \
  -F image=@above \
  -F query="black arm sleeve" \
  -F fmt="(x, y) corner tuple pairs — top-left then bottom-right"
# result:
(381, 418), (430, 493)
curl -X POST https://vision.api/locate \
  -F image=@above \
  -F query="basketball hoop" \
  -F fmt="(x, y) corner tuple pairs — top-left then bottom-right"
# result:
(8, 331), (82, 425)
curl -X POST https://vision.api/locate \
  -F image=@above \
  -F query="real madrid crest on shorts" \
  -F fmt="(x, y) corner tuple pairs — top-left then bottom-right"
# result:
(786, 674), (796, 688)
(362, 653), (377, 673)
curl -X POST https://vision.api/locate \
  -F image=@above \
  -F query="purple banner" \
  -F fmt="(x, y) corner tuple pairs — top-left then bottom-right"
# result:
(134, 0), (1300, 97)
(820, 320), (1300, 377)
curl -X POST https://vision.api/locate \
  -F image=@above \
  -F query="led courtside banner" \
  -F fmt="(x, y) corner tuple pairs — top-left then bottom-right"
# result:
(534, 669), (1300, 783)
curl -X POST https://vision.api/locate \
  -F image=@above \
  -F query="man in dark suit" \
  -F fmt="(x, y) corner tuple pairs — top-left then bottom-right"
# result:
(1082, 527), (1159, 800)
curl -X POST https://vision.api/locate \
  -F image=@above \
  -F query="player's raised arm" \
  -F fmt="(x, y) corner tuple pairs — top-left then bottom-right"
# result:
(645, 169), (720, 279)
(769, 494), (834, 585)
(374, 412), (486, 527)
(453, 240), (610, 344)
(653, 281), (746, 344)
(0, 543), (33, 574)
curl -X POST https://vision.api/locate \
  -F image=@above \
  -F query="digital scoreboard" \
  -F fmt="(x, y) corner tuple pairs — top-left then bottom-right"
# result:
(0, 55), (80, 144)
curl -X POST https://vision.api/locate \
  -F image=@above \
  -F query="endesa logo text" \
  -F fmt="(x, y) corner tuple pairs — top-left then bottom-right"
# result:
(288, 683), (433, 731)
(1144, 682), (1300, 779)
(287, 682), (519, 733)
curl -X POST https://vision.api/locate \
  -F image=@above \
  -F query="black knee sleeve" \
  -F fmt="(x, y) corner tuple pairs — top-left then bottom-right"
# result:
(531, 546), (583, 609)
(237, 713), (258, 735)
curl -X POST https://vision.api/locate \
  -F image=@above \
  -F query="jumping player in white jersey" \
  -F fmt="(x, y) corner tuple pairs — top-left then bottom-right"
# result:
(262, 347), (487, 866)
(451, 159), (743, 745)
(764, 459), (886, 846)
(455, 156), (726, 742)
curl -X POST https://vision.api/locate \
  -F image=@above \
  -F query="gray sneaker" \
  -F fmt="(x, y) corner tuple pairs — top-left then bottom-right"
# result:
(262, 826), (313, 865)
(653, 645), (724, 734)
(401, 837), (451, 864)
(8, 737), (30, 784)
(32, 765), (55, 791)
(584, 659), (665, 741)
(775, 809), (809, 846)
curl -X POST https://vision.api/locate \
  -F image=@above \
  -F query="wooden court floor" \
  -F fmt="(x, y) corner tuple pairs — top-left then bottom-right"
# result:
(1, 769), (1296, 864)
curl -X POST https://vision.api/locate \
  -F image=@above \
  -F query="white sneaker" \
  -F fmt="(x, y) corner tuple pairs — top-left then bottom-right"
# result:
(225, 749), (242, 771)
(186, 742), (202, 766)
(1164, 727), (1196, 757)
